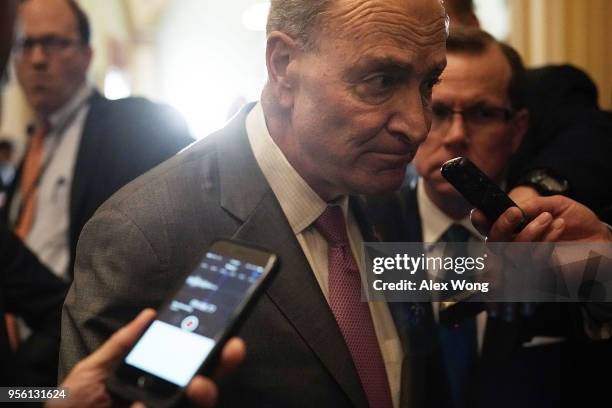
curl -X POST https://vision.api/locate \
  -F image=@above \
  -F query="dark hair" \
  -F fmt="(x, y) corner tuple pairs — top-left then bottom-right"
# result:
(446, 27), (526, 109)
(445, 0), (475, 16)
(67, 0), (90, 45)
(21, 0), (91, 45)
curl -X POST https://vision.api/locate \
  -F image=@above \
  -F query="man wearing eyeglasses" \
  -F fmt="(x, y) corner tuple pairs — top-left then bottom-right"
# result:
(2, 0), (192, 385)
(365, 27), (602, 408)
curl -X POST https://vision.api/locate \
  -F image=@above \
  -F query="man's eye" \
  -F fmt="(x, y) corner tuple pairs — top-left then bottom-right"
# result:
(419, 77), (441, 105)
(475, 107), (499, 119)
(425, 77), (442, 90)
(363, 74), (397, 92)
(432, 104), (451, 119)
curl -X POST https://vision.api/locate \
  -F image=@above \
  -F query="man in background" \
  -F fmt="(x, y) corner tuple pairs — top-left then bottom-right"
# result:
(1, 0), (192, 385)
(1, 3), (243, 400)
(444, 0), (612, 221)
(1, 2), (69, 387)
(407, 28), (576, 408)
(366, 24), (611, 408)
(5, 0), (193, 281)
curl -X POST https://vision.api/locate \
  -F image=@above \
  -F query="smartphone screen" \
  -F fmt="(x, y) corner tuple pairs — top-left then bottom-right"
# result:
(112, 240), (276, 398)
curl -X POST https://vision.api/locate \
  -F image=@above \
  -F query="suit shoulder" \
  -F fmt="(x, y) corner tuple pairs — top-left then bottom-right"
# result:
(89, 96), (192, 142)
(526, 64), (598, 106)
(99, 136), (218, 212)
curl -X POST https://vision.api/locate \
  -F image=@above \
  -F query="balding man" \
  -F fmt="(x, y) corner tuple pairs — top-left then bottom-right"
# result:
(62, 1), (450, 406)
(60, 1), (611, 407)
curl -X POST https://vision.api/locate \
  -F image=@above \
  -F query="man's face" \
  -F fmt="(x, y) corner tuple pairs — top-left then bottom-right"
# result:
(282, 0), (447, 200)
(14, 0), (91, 116)
(414, 44), (526, 203)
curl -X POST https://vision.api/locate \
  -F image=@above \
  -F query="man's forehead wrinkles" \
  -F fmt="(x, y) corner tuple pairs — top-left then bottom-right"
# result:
(348, 50), (446, 80)
(330, 8), (447, 48)
(329, 1), (446, 34)
(353, 19), (447, 49)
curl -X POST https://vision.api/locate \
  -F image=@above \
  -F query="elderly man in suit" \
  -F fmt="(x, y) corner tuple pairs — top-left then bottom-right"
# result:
(1, 0), (192, 385)
(60, 1), (611, 407)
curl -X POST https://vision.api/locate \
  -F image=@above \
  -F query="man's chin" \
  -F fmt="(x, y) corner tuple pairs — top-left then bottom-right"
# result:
(356, 172), (406, 195)
(427, 178), (464, 199)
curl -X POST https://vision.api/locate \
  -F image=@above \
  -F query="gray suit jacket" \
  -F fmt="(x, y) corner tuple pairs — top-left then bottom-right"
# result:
(60, 105), (446, 407)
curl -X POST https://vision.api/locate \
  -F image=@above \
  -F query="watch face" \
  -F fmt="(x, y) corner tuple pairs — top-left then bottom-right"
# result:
(531, 171), (568, 194)
(542, 177), (563, 191)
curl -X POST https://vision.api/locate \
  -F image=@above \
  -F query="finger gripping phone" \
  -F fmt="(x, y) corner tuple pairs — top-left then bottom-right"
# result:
(440, 157), (526, 227)
(107, 239), (278, 408)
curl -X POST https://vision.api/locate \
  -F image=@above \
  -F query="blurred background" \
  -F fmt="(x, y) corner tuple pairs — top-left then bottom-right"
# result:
(1, 0), (610, 159)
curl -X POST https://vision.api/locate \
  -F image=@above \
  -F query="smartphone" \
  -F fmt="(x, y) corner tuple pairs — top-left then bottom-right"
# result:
(440, 156), (526, 228)
(106, 239), (278, 407)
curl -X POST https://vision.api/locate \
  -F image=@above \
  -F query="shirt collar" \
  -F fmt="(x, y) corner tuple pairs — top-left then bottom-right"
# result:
(417, 178), (482, 243)
(44, 82), (94, 131)
(246, 102), (348, 234)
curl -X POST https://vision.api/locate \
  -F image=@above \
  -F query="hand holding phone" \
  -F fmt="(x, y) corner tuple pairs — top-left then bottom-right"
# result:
(54, 310), (246, 408)
(106, 239), (278, 407)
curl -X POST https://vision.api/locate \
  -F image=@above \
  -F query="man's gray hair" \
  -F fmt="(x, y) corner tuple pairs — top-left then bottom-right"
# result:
(266, 0), (331, 49)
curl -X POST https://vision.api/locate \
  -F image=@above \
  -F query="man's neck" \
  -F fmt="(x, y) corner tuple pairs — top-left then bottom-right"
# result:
(423, 182), (471, 221)
(36, 81), (92, 127)
(261, 93), (343, 203)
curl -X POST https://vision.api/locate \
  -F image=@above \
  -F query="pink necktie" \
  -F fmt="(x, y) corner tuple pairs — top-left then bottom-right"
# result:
(314, 205), (393, 408)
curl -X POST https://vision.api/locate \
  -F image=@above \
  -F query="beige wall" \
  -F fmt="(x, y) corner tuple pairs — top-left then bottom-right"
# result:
(510, 0), (612, 109)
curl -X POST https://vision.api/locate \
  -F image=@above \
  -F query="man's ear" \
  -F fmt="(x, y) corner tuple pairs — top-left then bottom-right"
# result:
(265, 31), (300, 109)
(510, 108), (529, 153)
(79, 45), (93, 72)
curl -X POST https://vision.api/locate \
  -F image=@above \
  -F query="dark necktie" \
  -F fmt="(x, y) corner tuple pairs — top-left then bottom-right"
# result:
(314, 205), (393, 408)
(438, 224), (477, 408)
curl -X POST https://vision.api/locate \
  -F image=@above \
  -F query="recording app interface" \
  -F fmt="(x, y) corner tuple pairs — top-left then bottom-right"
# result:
(125, 251), (265, 387)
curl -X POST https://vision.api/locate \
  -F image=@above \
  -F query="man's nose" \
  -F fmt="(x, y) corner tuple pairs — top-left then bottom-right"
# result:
(29, 44), (49, 68)
(387, 91), (430, 146)
(442, 112), (469, 150)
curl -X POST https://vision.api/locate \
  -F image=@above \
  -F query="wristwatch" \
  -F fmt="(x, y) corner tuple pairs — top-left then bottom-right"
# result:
(517, 169), (569, 196)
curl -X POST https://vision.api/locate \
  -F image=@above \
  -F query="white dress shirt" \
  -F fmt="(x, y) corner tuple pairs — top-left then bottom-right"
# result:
(246, 102), (403, 408)
(13, 82), (94, 279)
(416, 178), (488, 353)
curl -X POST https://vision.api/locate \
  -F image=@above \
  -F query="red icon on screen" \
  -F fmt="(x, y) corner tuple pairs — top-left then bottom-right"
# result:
(181, 315), (199, 332)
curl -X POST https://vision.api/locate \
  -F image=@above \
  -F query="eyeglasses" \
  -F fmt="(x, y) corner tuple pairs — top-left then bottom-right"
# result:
(431, 103), (515, 133)
(14, 36), (82, 57)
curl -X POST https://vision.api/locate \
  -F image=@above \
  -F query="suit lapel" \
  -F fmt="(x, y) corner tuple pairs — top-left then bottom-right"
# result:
(69, 92), (106, 248)
(216, 106), (368, 407)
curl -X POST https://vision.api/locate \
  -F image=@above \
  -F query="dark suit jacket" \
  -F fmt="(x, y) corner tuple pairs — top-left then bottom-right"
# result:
(507, 65), (612, 218)
(363, 184), (610, 408)
(1, 91), (193, 385)
(0, 223), (67, 386)
(60, 105), (448, 407)
(3, 91), (194, 276)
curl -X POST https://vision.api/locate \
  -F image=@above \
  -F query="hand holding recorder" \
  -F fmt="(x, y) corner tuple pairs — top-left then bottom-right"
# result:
(441, 157), (611, 243)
